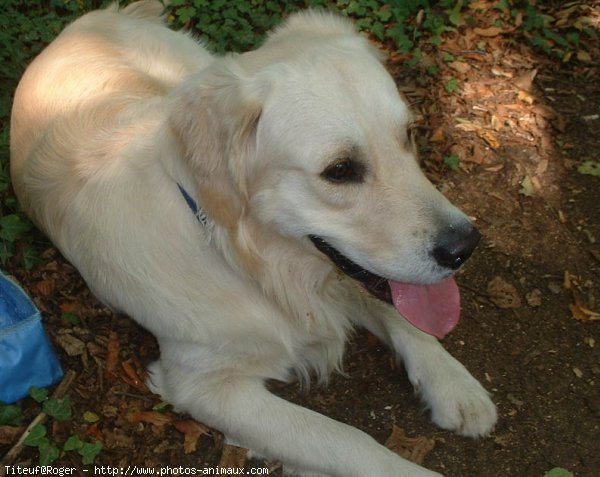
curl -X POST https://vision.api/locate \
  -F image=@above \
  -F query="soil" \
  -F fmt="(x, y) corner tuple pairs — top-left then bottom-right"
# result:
(1, 6), (599, 477)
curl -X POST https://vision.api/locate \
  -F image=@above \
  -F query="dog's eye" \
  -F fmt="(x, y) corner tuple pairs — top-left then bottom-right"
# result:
(322, 158), (364, 184)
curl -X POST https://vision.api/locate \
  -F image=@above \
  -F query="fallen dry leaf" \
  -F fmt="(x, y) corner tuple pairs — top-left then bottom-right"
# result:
(103, 428), (135, 449)
(517, 90), (535, 105)
(513, 69), (538, 91)
(514, 10), (523, 27)
(570, 303), (600, 322)
(574, 16), (596, 30)
(0, 426), (25, 445)
(85, 423), (103, 442)
(429, 126), (445, 142)
(563, 271), (573, 290)
(491, 67), (513, 78)
(467, 142), (489, 164)
(219, 444), (248, 470)
(467, 0), (487, 9)
(105, 331), (120, 379)
(448, 61), (471, 74)
(455, 120), (500, 149)
(121, 360), (150, 393)
(173, 420), (210, 454)
(526, 289), (542, 307)
(555, 4), (581, 22)
(487, 276), (522, 309)
(477, 129), (500, 149)
(577, 50), (592, 62)
(35, 279), (56, 297)
(55, 332), (86, 357)
(473, 26), (504, 37)
(491, 114), (503, 131)
(456, 121), (480, 133)
(60, 302), (83, 314)
(127, 411), (174, 429)
(385, 425), (435, 465)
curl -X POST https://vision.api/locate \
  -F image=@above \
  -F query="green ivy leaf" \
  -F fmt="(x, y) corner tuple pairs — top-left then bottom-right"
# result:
(0, 240), (13, 265)
(442, 52), (455, 62)
(543, 468), (574, 477)
(577, 160), (600, 176)
(519, 175), (535, 196)
(445, 77), (459, 93)
(22, 244), (43, 271)
(61, 312), (81, 325)
(176, 6), (196, 24)
(0, 403), (22, 426)
(495, 0), (510, 12)
(429, 36), (442, 46)
(152, 401), (173, 412)
(43, 396), (72, 422)
(427, 65), (440, 77)
(388, 23), (413, 53)
(444, 154), (460, 171)
(376, 7), (392, 22)
(38, 440), (60, 465)
(63, 435), (84, 452)
(448, 0), (463, 27)
(23, 424), (47, 447)
(0, 214), (32, 242)
(79, 441), (103, 465)
(371, 21), (385, 41)
(29, 386), (49, 403)
(83, 411), (100, 423)
(406, 47), (422, 67)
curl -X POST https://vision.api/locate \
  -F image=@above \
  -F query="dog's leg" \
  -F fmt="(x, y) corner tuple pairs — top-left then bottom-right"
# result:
(355, 300), (497, 438)
(147, 356), (443, 477)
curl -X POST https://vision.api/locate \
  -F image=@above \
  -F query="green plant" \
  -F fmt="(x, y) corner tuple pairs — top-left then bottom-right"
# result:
(63, 435), (104, 465)
(20, 387), (103, 466)
(495, 0), (595, 61)
(167, 0), (310, 53)
(166, 0), (470, 58)
(0, 402), (23, 426)
(336, 0), (467, 55)
(444, 76), (459, 93)
(24, 424), (61, 465)
(543, 468), (574, 477)
(443, 154), (460, 170)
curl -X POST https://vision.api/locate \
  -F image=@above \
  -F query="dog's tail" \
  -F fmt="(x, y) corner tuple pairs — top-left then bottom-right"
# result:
(121, 0), (167, 23)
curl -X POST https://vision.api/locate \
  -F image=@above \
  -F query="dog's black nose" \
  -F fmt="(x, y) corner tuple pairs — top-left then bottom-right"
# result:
(432, 224), (481, 270)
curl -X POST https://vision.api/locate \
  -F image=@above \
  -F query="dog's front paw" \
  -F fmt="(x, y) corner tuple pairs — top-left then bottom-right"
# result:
(428, 375), (497, 437)
(409, 357), (497, 437)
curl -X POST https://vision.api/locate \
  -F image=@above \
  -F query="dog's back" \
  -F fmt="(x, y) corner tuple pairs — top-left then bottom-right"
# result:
(10, 1), (209, 216)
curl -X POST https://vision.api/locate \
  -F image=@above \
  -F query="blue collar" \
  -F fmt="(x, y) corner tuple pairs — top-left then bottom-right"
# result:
(177, 184), (209, 226)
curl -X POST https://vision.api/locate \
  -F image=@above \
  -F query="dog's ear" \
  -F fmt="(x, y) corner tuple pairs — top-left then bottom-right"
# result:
(169, 58), (267, 231)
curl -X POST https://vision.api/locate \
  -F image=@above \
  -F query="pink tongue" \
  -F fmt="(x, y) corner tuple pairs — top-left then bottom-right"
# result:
(389, 277), (460, 339)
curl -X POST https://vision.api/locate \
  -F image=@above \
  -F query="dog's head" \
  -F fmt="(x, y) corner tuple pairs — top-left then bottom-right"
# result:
(170, 11), (479, 338)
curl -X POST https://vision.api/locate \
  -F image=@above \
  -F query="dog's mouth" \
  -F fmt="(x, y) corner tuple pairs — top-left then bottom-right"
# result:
(309, 235), (393, 303)
(309, 235), (461, 339)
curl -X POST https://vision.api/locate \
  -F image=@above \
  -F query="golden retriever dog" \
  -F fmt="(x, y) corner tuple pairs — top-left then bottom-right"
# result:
(11, 2), (497, 475)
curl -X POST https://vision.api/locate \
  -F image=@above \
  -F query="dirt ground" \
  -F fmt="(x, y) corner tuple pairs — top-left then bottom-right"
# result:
(2, 6), (599, 477)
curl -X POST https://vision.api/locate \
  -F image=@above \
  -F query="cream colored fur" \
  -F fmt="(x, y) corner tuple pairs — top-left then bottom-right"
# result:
(10, 2), (496, 476)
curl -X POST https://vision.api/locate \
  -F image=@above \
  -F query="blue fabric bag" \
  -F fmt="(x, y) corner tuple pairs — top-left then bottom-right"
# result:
(0, 271), (63, 403)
